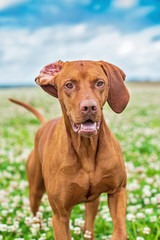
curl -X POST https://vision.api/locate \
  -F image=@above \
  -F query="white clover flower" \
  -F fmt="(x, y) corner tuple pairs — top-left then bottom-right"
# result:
(36, 211), (43, 219)
(31, 228), (38, 236)
(19, 165), (25, 171)
(100, 195), (106, 202)
(130, 197), (137, 204)
(101, 206), (109, 212)
(22, 197), (30, 206)
(107, 235), (112, 240)
(74, 218), (85, 228)
(10, 181), (18, 189)
(1, 202), (8, 208)
(146, 178), (154, 184)
(19, 180), (28, 190)
(44, 226), (49, 231)
(3, 171), (12, 178)
(137, 204), (142, 209)
(136, 237), (144, 240)
(14, 238), (25, 240)
(79, 219), (85, 228)
(46, 206), (52, 212)
(127, 205), (137, 213)
(31, 223), (40, 236)
(127, 213), (135, 222)
(48, 217), (52, 227)
(156, 194), (160, 204)
(16, 211), (25, 218)
(106, 216), (112, 222)
(11, 202), (18, 208)
(151, 197), (157, 204)
(150, 216), (157, 222)
(13, 222), (19, 229)
(0, 224), (7, 232)
(41, 223), (47, 230)
(39, 206), (44, 212)
(74, 218), (80, 226)
(69, 219), (74, 230)
(80, 204), (85, 210)
(25, 217), (32, 226)
(136, 213), (145, 219)
(144, 198), (150, 205)
(151, 189), (157, 193)
(102, 236), (108, 239)
(127, 181), (140, 191)
(9, 209), (14, 213)
(40, 233), (47, 240)
(74, 227), (81, 235)
(0, 235), (3, 240)
(143, 185), (151, 190)
(84, 230), (92, 239)
(145, 208), (153, 214)
(32, 223), (40, 230)
(6, 218), (12, 225)
(8, 224), (18, 232)
(101, 213), (108, 219)
(143, 227), (151, 234)
(142, 189), (152, 198)
(13, 195), (21, 203)
(32, 217), (40, 224)
(2, 210), (8, 216)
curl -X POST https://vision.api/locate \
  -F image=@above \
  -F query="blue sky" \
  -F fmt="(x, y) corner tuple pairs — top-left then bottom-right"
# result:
(0, 0), (160, 85)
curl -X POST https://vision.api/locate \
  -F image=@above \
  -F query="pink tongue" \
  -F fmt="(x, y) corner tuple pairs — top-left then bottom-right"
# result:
(81, 122), (95, 130)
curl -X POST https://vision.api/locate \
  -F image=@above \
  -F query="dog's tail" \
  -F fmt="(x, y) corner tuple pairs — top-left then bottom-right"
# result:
(8, 98), (46, 124)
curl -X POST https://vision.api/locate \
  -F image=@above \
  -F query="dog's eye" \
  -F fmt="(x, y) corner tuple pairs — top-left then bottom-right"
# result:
(96, 81), (104, 87)
(65, 83), (73, 89)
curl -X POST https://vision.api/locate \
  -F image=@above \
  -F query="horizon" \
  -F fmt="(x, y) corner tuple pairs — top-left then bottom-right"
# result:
(1, 80), (160, 89)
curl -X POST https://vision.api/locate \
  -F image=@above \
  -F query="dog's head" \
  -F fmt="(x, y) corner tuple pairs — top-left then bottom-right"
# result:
(35, 60), (129, 137)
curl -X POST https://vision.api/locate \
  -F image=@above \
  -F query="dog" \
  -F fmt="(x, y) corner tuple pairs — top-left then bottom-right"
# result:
(9, 60), (129, 240)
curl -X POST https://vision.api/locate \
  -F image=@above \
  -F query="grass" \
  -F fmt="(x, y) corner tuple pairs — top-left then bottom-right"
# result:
(0, 83), (160, 240)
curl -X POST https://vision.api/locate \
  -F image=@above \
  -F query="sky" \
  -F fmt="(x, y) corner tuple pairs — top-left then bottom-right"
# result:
(0, 0), (160, 85)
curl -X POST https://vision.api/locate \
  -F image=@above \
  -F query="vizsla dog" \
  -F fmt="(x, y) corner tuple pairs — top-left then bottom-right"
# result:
(10, 60), (129, 240)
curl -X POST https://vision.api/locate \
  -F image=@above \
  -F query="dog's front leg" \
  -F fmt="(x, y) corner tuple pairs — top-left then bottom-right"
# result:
(108, 188), (127, 240)
(84, 197), (100, 239)
(52, 211), (72, 240)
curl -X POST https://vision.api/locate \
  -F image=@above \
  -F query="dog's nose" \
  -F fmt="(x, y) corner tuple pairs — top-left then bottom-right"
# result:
(80, 99), (97, 114)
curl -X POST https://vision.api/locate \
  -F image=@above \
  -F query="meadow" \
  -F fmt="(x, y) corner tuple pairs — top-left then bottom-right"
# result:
(0, 83), (160, 240)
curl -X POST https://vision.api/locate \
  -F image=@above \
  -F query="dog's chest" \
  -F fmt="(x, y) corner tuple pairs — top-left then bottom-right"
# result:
(67, 163), (125, 203)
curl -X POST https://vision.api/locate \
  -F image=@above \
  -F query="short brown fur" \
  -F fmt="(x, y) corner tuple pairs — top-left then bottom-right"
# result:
(10, 60), (129, 240)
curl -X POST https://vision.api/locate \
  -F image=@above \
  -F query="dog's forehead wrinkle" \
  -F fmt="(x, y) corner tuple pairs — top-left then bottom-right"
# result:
(63, 62), (105, 82)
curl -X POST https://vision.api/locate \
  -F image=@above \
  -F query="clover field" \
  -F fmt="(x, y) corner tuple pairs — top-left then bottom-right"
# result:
(0, 82), (160, 240)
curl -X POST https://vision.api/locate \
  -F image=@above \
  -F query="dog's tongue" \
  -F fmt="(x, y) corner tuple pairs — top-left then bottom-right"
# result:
(71, 119), (100, 135)
(81, 121), (96, 131)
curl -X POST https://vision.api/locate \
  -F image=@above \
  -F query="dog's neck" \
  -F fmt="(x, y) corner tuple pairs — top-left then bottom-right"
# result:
(62, 111), (105, 172)
(71, 133), (98, 172)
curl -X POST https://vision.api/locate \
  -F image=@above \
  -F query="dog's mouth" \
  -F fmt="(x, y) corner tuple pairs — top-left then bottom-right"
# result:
(71, 119), (100, 136)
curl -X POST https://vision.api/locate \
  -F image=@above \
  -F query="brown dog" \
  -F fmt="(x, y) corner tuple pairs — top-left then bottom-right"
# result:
(10, 60), (129, 240)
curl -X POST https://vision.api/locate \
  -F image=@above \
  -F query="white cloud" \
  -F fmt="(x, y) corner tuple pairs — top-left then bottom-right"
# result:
(63, 0), (91, 5)
(118, 40), (135, 56)
(113, 0), (138, 8)
(0, 0), (29, 10)
(0, 24), (160, 85)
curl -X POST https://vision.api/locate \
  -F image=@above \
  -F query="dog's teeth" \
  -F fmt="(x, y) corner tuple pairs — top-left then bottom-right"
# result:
(81, 124), (83, 129)
(96, 122), (100, 129)
(94, 122), (96, 128)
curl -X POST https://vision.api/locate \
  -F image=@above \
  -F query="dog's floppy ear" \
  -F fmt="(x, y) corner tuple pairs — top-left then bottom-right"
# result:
(99, 61), (130, 113)
(35, 61), (64, 98)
